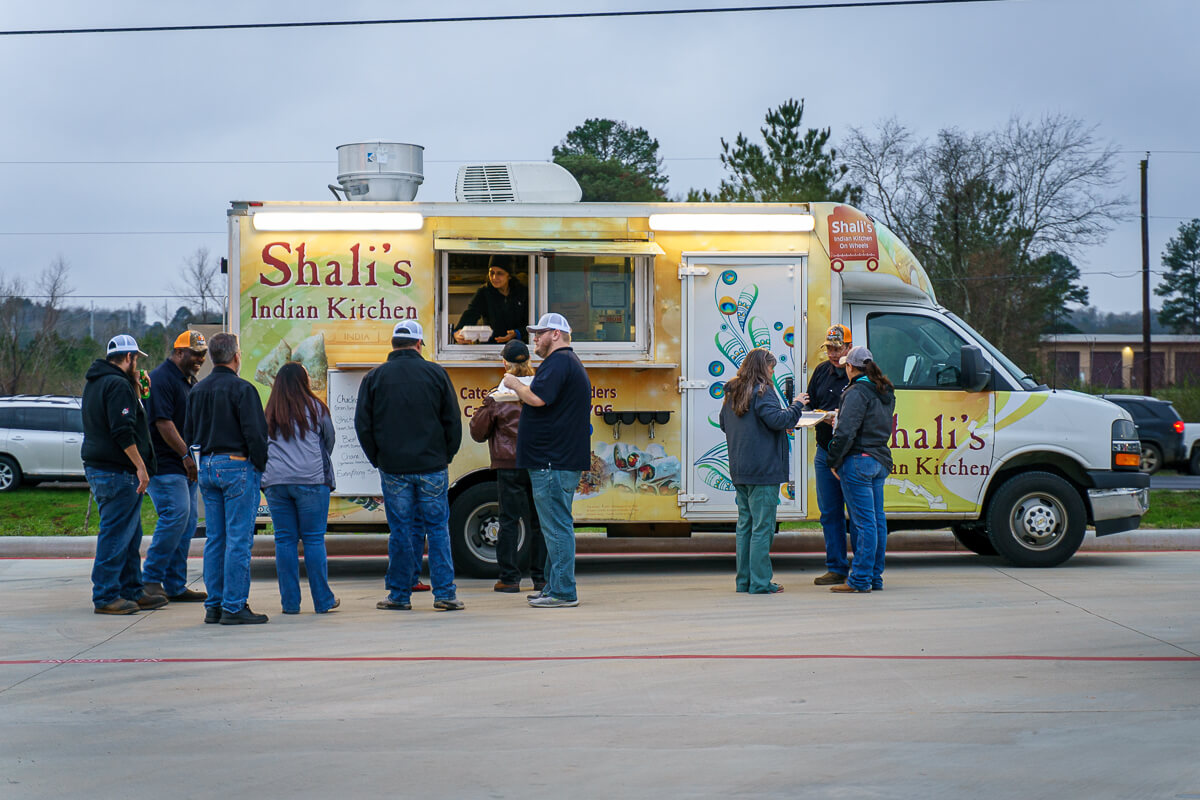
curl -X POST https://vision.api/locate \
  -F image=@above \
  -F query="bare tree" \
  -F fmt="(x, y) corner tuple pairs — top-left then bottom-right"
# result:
(0, 256), (74, 394)
(171, 246), (223, 322)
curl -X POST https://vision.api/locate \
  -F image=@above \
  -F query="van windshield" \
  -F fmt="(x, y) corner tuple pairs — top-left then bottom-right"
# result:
(947, 312), (1040, 390)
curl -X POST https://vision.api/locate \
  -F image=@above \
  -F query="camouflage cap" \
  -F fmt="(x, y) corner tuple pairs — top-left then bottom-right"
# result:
(172, 330), (208, 352)
(824, 324), (852, 347)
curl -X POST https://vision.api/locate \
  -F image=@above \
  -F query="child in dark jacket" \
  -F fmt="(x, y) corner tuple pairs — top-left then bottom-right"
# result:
(719, 347), (805, 595)
(468, 340), (546, 592)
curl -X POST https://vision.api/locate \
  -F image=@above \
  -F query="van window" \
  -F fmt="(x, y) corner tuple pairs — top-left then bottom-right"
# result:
(66, 408), (84, 433)
(440, 252), (534, 353)
(866, 313), (970, 389)
(544, 254), (639, 344)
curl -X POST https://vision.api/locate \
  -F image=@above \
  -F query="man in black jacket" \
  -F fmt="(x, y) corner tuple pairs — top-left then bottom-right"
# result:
(82, 334), (166, 615)
(356, 320), (464, 612)
(183, 332), (270, 625)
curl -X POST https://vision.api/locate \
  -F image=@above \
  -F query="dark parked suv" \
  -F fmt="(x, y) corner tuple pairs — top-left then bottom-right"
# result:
(1100, 395), (1186, 474)
(0, 395), (86, 491)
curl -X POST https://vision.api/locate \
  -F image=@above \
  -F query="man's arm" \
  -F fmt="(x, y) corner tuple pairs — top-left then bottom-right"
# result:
(156, 419), (197, 481)
(353, 376), (379, 467)
(441, 372), (463, 461)
(122, 443), (149, 494)
(239, 384), (269, 472)
(500, 375), (545, 407)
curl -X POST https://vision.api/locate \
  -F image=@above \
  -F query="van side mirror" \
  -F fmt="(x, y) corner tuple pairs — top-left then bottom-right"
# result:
(960, 345), (991, 392)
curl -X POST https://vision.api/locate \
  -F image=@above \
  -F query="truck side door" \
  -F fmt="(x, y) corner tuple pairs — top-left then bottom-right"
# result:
(857, 309), (995, 514)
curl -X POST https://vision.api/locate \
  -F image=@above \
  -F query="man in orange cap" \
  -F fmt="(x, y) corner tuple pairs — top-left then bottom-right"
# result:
(803, 324), (858, 585)
(142, 330), (209, 603)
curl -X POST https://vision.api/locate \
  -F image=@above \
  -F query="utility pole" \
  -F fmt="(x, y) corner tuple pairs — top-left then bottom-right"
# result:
(1140, 156), (1152, 397)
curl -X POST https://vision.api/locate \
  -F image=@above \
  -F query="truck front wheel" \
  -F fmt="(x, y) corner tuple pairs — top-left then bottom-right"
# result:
(951, 523), (997, 555)
(986, 472), (1086, 567)
(448, 482), (529, 578)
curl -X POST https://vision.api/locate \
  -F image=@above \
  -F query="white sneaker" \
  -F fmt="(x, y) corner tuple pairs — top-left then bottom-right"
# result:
(528, 595), (579, 608)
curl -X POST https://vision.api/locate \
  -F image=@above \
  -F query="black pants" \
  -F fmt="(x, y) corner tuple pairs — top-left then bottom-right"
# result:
(496, 468), (546, 585)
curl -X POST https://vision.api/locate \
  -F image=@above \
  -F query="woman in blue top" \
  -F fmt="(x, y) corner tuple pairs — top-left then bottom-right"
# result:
(826, 346), (896, 593)
(262, 362), (338, 614)
(719, 348), (805, 594)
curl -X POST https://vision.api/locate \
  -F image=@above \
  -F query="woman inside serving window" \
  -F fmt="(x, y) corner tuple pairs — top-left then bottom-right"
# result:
(452, 256), (528, 344)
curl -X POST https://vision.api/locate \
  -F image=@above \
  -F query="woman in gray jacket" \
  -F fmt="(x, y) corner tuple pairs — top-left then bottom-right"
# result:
(262, 362), (338, 614)
(719, 348), (805, 594)
(826, 346), (895, 594)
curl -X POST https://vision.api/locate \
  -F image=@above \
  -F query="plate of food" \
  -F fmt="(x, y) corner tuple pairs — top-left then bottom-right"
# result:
(795, 410), (833, 428)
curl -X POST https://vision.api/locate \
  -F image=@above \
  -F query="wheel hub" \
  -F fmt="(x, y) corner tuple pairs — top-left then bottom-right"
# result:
(1018, 499), (1060, 543)
(478, 515), (500, 548)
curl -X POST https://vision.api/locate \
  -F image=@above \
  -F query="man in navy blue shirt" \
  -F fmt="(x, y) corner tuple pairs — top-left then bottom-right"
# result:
(503, 312), (591, 609)
(143, 330), (209, 603)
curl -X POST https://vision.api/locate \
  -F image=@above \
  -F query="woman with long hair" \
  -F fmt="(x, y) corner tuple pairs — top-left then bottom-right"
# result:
(719, 347), (805, 594)
(826, 346), (895, 593)
(468, 340), (547, 593)
(261, 362), (338, 614)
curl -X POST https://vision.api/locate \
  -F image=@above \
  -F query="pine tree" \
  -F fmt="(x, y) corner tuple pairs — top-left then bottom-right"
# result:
(1155, 218), (1200, 334)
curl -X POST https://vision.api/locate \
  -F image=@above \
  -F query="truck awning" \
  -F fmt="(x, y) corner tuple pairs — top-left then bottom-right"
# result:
(433, 238), (664, 257)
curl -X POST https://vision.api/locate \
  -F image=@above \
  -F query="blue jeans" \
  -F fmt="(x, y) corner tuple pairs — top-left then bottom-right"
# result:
(199, 456), (261, 613)
(380, 469), (456, 603)
(264, 484), (336, 613)
(839, 454), (889, 591)
(144, 473), (200, 595)
(734, 484), (779, 593)
(528, 469), (579, 602)
(815, 446), (857, 576)
(86, 467), (146, 607)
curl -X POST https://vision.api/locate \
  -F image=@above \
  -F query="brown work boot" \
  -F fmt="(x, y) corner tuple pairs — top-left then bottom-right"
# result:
(143, 581), (167, 598)
(813, 572), (846, 586)
(94, 599), (139, 615)
(830, 583), (870, 594)
(167, 588), (208, 602)
(137, 594), (169, 610)
(493, 581), (521, 593)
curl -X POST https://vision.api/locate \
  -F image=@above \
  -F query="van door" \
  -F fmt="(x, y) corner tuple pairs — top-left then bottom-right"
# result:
(855, 307), (995, 513)
(680, 257), (807, 520)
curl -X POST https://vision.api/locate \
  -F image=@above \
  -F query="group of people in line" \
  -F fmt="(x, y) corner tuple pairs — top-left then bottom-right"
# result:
(81, 310), (593, 622)
(721, 325), (895, 595)
(81, 306), (892, 622)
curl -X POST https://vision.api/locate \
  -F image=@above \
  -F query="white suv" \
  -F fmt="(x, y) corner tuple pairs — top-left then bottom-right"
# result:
(0, 396), (86, 492)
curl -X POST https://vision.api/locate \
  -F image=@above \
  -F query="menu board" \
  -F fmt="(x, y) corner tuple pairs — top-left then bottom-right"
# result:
(326, 370), (382, 497)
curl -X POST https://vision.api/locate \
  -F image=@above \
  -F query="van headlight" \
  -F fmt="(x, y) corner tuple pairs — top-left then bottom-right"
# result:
(1111, 419), (1141, 470)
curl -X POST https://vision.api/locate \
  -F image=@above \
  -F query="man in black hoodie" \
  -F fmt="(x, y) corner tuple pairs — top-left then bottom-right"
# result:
(82, 334), (165, 615)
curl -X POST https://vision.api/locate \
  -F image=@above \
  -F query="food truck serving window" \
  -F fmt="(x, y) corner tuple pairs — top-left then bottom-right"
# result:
(434, 239), (658, 358)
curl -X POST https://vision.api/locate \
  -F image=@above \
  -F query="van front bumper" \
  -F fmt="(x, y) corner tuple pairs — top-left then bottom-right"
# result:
(1085, 470), (1150, 536)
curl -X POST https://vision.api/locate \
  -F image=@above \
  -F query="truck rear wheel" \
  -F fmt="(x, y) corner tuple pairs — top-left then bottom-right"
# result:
(951, 523), (997, 555)
(986, 471), (1085, 567)
(448, 482), (529, 578)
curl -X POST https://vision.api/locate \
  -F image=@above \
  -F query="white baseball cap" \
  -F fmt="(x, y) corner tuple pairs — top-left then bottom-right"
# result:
(107, 334), (148, 357)
(527, 312), (572, 334)
(392, 320), (423, 341)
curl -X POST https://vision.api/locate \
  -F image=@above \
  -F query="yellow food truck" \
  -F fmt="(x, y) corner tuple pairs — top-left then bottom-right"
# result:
(226, 154), (1148, 574)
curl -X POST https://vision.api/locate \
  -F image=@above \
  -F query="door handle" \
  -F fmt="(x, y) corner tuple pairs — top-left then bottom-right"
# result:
(11, 435), (23, 441)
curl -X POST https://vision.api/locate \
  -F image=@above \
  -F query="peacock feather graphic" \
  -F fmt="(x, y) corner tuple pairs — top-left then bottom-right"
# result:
(736, 285), (758, 330)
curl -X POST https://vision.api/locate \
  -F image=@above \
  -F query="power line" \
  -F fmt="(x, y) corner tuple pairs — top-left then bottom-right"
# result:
(1, 1), (1010, 37)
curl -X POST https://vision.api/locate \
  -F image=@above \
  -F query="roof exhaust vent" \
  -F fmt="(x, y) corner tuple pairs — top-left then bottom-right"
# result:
(331, 142), (423, 201)
(455, 162), (582, 203)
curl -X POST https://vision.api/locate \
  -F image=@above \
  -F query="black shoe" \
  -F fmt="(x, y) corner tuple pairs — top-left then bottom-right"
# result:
(219, 605), (269, 624)
(376, 598), (412, 611)
(204, 607), (221, 624)
(533, 581), (547, 592)
(136, 593), (169, 610)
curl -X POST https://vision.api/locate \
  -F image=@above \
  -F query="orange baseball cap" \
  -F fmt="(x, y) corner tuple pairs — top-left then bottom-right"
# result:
(824, 325), (851, 347)
(172, 330), (208, 352)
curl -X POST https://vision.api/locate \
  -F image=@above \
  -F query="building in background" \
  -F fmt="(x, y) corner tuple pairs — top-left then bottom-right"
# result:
(1037, 334), (1200, 389)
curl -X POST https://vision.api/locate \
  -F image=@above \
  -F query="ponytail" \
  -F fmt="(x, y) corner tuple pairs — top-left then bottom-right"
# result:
(861, 360), (893, 394)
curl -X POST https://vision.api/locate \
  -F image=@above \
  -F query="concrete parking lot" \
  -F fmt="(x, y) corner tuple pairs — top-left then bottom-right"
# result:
(2, 551), (1198, 799)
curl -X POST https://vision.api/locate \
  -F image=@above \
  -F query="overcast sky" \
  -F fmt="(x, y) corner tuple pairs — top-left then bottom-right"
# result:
(2, 0), (1197, 319)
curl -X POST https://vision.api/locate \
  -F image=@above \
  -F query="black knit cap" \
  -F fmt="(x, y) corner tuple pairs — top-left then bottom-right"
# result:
(501, 340), (529, 363)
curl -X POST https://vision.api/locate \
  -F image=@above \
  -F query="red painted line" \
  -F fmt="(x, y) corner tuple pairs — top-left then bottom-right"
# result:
(2, 653), (1196, 666)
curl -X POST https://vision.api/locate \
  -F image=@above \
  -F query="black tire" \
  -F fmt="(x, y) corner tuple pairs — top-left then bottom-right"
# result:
(0, 455), (22, 493)
(951, 523), (997, 555)
(1190, 446), (1200, 476)
(448, 481), (529, 578)
(986, 471), (1086, 567)
(1139, 442), (1163, 475)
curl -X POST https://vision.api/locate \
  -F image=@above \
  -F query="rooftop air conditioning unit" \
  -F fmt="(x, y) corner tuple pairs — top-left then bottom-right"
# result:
(455, 162), (582, 203)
